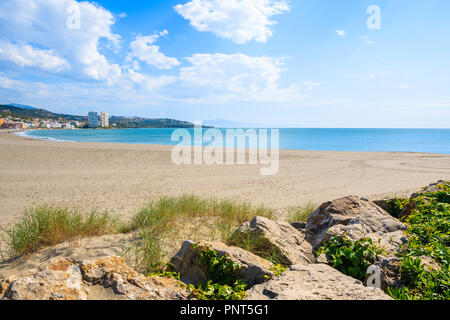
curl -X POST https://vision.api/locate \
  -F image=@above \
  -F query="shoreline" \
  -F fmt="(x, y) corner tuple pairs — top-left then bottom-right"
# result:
(1, 131), (450, 226)
(10, 129), (450, 155)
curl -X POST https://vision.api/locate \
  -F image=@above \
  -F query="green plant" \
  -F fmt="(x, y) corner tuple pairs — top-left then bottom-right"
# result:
(400, 256), (426, 286)
(227, 231), (290, 266)
(187, 280), (247, 300)
(385, 198), (409, 218)
(186, 244), (248, 300)
(400, 194), (449, 265)
(317, 235), (382, 281)
(265, 264), (287, 279)
(387, 181), (450, 300)
(195, 244), (242, 284)
(287, 202), (317, 223)
(389, 257), (450, 300)
(149, 270), (181, 280)
(3, 206), (122, 258)
(123, 226), (167, 274)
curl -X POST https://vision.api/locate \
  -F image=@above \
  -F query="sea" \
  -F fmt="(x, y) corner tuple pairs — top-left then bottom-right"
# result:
(19, 128), (450, 154)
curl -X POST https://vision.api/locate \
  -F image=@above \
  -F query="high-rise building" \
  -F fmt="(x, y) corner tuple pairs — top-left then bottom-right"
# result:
(88, 111), (99, 128)
(99, 112), (109, 127)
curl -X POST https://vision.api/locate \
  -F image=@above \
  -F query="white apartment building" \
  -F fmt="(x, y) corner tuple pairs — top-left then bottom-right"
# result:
(99, 112), (109, 127)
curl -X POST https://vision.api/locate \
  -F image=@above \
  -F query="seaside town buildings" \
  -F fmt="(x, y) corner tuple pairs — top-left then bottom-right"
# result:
(0, 116), (83, 130)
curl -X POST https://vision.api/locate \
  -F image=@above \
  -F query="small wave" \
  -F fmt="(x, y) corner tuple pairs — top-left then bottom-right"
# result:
(14, 131), (75, 142)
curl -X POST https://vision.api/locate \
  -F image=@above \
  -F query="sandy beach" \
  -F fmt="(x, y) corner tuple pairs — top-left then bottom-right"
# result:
(1, 131), (449, 225)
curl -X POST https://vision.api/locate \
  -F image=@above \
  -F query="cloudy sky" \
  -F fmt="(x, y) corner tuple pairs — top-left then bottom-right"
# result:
(0, 0), (449, 128)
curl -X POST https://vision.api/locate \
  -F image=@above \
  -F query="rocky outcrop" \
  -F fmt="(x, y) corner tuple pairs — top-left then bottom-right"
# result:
(229, 216), (316, 266)
(306, 196), (407, 254)
(170, 240), (274, 287)
(1, 256), (190, 300)
(246, 263), (392, 300)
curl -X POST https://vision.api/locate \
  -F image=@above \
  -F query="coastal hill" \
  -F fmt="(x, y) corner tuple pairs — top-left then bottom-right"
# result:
(0, 104), (197, 128)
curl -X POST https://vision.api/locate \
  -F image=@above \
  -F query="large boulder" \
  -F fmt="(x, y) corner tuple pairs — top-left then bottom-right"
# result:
(246, 263), (392, 300)
(306, 196), (407, 255)
(170, 240), (274, 287)
(1, 256), (190, 300)
(229, 216), (316, 266)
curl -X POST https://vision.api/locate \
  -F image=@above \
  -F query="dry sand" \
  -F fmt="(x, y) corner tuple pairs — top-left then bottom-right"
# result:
(1, 131), (450, 225)
(1, 131), (450, 280)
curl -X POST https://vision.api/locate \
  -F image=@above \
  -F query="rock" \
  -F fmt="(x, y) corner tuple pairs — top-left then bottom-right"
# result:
(419, 256), (441, 272)
(0, 233), (135, 281)
(306, 196), (407, 255)
(229, 216), (316, 266)
(246, 263), (392, 300)
(290, 222), (307, 231)
(1, 256), (190, 300)
(170, 240), (273, 287)
(371, 257), (403, 290)
(1, 258), (88, 300)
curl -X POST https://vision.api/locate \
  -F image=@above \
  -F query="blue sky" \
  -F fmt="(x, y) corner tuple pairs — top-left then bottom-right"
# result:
(0, 0), (449, 128)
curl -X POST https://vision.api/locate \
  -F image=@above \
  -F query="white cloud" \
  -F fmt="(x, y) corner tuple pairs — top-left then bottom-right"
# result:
(176, 53), (305, 102)
(361, 35), (375, 45)
(0, 0), (122, 83)
(301, 80), (320, 91)
(357, 71), (397, 81)
(0, 41), (69, 72)
(127, 31), (180, 70)
(336, 30), (346, 37)
(174, 0), (290, 44)
(0, 76), (19, 89)
(0, 1), (304, 108)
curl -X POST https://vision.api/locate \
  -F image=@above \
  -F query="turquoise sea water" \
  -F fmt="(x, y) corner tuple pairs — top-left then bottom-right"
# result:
(21, 128), (450, 154)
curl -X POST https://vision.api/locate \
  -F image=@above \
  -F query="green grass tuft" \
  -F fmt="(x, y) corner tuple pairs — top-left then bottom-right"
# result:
(125, 195), (275, 274)
(3, 206), (123, 258)
(287, 202), (317, 223)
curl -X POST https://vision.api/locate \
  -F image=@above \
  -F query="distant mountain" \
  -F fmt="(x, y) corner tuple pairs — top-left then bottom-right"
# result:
(9, 103), (37, 110)
(203, 119), (257, 128)
(109, 115), (196, 128)
(0, 104), (196, 128)
(0, 104), (86, 121)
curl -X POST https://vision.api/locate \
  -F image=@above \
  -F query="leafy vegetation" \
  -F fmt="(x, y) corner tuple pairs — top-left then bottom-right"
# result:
(186, 244), (247, 300)
(388, 181), (450, 300)
(149, 270), (181, 280)
(2, 206), (122, 257)
(317, 235), (382, 281)
(387, 256), (450, 300)
(385, 198), (409, 218)
(266, 264), (287, 279)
